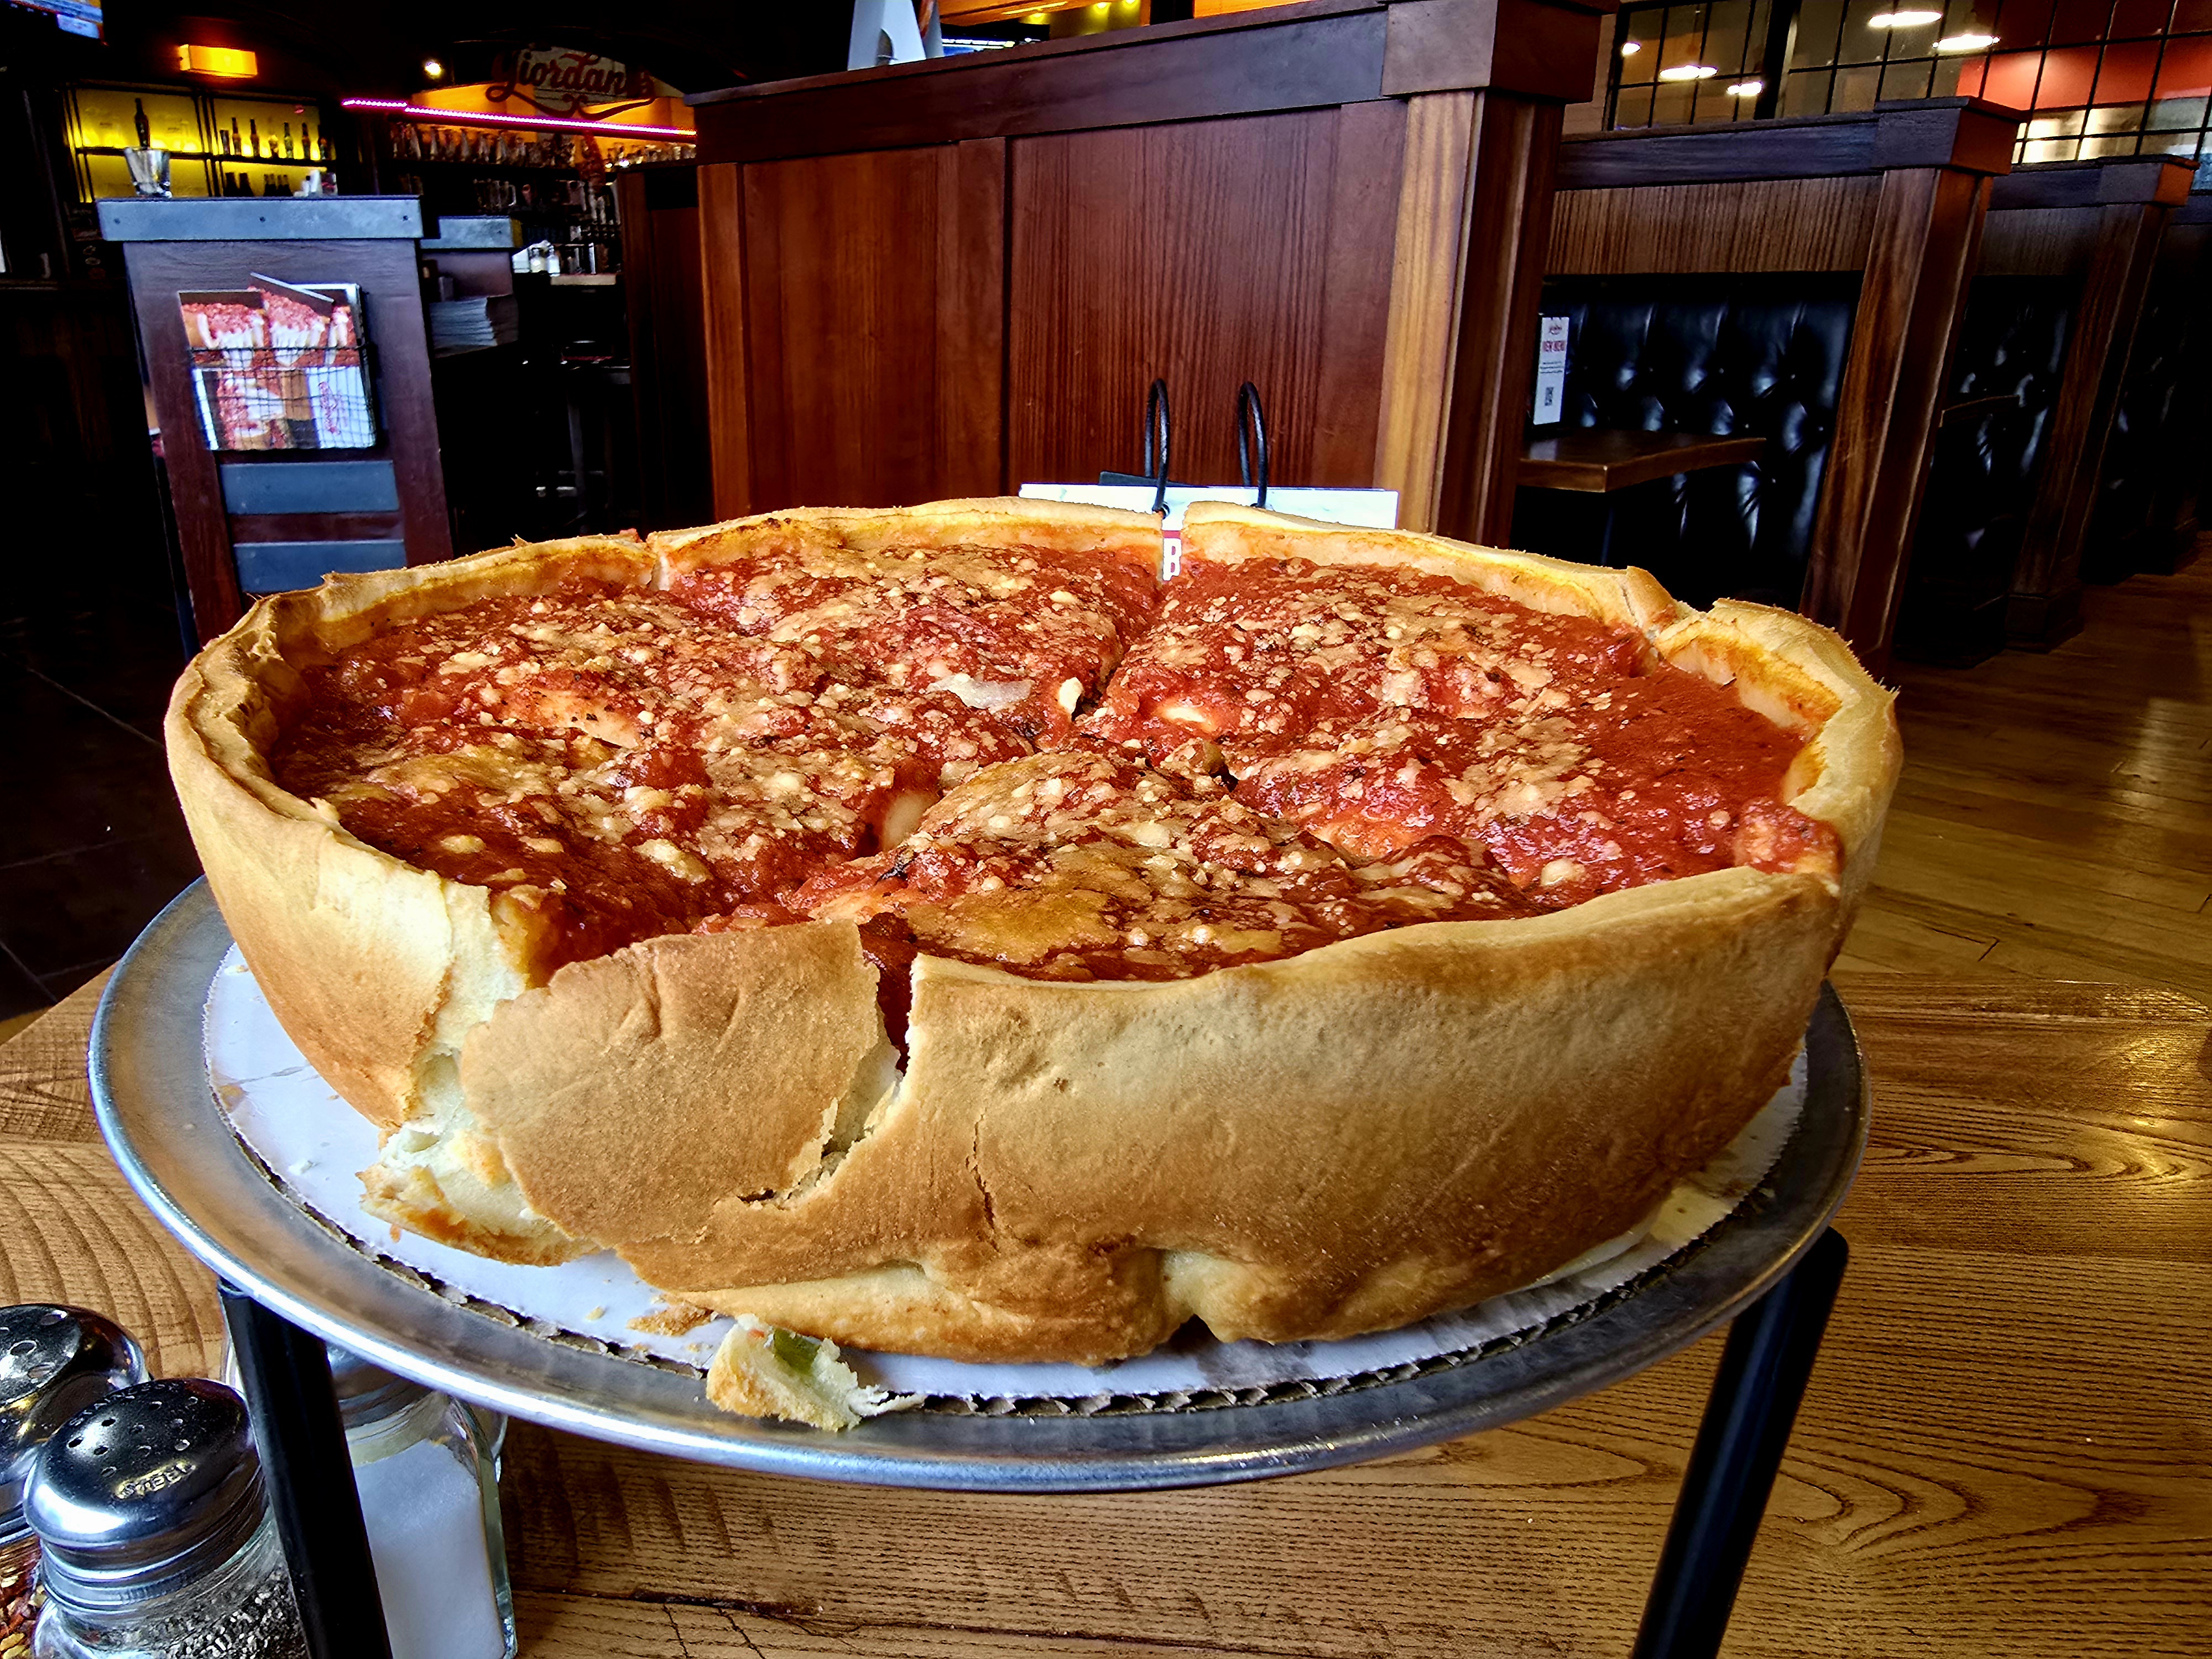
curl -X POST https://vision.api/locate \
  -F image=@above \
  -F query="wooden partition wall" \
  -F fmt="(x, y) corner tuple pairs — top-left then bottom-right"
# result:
(687, 0), (1610, 544)
(615, 164), (713, 533)
(1974, 157), (2195, 647)
(1546, 100), (2022, 672)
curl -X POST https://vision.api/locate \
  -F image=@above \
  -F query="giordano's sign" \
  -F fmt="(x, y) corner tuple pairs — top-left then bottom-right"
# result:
(488, 47), (680, 113)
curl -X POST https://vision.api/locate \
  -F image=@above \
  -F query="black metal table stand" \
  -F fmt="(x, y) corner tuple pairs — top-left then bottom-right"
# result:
(213, 1232), (1845, 1659)
(219, 1284), (394, 1659)
(1631, 1228), (1850, 1658)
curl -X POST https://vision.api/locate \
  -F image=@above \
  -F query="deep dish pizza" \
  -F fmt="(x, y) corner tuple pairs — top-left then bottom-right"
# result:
(168, 499), (1898, 1372)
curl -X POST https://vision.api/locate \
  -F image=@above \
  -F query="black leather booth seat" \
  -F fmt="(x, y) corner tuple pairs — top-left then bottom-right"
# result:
(1511, 276), (1856, 611)
(1894, 276), (2072, 665)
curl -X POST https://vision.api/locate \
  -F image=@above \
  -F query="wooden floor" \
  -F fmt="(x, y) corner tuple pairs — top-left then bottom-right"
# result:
(1835, 556), (2212, 1004)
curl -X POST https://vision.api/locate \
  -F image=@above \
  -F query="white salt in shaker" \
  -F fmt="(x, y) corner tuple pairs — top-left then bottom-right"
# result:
(327, 1349), (514, 1659)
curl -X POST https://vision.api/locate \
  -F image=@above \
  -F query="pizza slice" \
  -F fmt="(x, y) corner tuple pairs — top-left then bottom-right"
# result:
(794, 749), (1540, 987)
(1086, 541), (1840, 909)
(659, 503), (1161, 745)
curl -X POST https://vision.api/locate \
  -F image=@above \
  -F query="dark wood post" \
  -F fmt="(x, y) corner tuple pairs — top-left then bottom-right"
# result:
(1802, 102), (2017, 673)
(1988, 159), (2193, 648)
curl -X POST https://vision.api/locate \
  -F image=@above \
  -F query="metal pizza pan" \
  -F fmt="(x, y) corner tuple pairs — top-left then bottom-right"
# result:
(90, 881), (1868, 1494)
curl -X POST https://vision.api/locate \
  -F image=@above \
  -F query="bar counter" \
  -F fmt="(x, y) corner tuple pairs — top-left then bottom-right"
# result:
(1, 971), (2202, 1655)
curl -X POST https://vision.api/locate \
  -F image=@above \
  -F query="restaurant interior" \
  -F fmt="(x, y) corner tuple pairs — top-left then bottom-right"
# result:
(0, 0), (2201, 1655)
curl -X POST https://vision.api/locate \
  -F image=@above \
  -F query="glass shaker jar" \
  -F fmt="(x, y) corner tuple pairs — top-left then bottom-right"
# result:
(328, 1348), (514, 1659)
(26, 1378), (304, 1658)
(2, 1308), (149, 1656)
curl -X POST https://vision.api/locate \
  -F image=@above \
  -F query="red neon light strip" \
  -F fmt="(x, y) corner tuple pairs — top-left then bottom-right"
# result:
(340, 98), (690, 139)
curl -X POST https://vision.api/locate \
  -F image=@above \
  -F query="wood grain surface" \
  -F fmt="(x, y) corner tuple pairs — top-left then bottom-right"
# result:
(1006, 107), (1389, 492)
(1803, 165), (1992, 673)
(1520, 430), (1766, 493)
(1432, 90), (1563, 547)
(698, 163), (753, 523)
(1374, 89), (1479, 531)
(739, 145), (1002, 513)
(1548, 177), (1881, 274)
(4, 969), (2201, 1657)
(2005, 199), (2172, 649)
(1834, 556), (2212, 1004)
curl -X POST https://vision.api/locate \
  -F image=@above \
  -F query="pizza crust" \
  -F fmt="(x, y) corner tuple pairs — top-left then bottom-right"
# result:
(166, 501), (1900, 1358)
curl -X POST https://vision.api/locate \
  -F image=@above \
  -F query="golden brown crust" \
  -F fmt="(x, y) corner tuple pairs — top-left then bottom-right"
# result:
(166, 499), (1901, 1365)
(164, 534), (655, 1132)
(651, 496), (1168, 576)
(619, 867), (1833, 1362)
(458, 926), (897, 1250)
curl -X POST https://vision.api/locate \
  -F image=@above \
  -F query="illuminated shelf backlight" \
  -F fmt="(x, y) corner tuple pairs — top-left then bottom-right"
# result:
(340, 98), (690, 140)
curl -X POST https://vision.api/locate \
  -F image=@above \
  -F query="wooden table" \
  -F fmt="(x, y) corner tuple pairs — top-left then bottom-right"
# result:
(1516, 429), (1768, 571)
(1519, 429), (1767, 493)
(2, 971), (2203, 1657)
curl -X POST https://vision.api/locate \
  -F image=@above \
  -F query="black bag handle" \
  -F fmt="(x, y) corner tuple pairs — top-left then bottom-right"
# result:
(1142, 377), (1172, 515)
(1235, 381), (1269, 509)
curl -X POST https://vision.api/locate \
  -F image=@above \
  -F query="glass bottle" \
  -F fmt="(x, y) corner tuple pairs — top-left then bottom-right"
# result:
(247, 119), (260, 158)
(27, 1378), (304, 1659)
(2, 1308), (149, 1659)
(330, 1349), (514, 1659)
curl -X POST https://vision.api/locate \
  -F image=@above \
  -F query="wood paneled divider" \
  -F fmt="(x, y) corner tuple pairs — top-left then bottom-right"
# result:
(1976, 158), (2195, 648)
(1546, 101), (2024, 673)
(689, 0), (1609, 540)
(615, 166), (714, 533)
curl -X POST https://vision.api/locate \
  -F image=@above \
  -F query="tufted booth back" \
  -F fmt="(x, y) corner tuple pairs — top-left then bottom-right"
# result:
(1894, 276), (2072, 664)
(1511, 276), (1857, 610)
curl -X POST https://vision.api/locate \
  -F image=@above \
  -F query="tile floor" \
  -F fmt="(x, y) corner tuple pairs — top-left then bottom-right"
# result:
(0, 500), (198, 1021)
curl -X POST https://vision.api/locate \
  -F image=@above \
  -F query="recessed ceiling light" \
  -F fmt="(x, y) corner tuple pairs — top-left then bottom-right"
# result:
(1867, 9), (1945, 26)
(1936, 32), (1998, 49)
(1621, 39), (1643, 55)
(1726, 79), (1764, 96)
(1657, 63), (1719, 81)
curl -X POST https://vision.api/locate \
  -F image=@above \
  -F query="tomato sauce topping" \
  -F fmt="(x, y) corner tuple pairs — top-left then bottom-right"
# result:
(275, 583), (1029, 971)
(794, 750), (1543, 984)
(670, 539), (1158, 745)
(1087, 557), (1839, 906)
(275, 539), (1840, 989)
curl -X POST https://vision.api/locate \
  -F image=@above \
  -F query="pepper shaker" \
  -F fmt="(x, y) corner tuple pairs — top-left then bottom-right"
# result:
(2, 1308), (148, 1657)
(26, 1378), (306, 1658)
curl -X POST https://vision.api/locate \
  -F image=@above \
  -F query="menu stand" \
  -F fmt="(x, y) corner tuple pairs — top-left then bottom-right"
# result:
(221, 1232), (1846, 1659)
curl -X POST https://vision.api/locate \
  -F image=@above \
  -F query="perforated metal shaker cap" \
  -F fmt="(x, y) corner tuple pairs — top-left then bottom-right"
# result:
(1, 1305), (149, 1543)
(26, 1378), (268, 1613)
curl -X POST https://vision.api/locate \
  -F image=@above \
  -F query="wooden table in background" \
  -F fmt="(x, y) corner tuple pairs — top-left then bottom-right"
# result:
(1519, 429), (1767, 493)
(1, 971), (2204, 1657)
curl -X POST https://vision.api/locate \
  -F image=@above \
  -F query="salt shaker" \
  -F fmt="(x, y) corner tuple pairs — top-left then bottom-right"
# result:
(26, 1378), (305, 1658)
(329, 1348), (514, 1659)
(1, 1307), (149, 1656)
